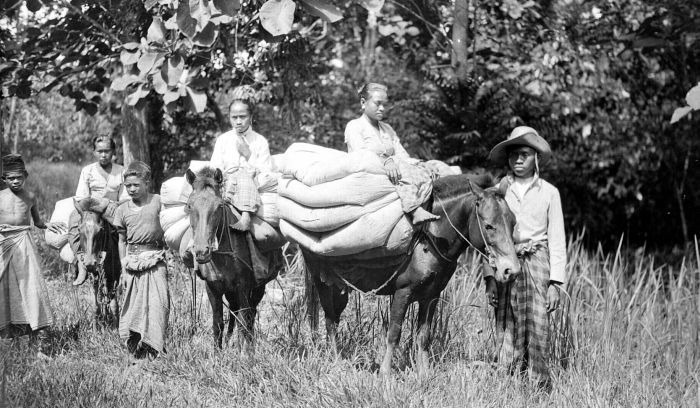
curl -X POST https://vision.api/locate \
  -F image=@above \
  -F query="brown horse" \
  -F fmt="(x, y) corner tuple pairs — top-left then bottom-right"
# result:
(72, 198), (121, 326)
(303, 174), (521, 374)
(184, 167), (276, 350)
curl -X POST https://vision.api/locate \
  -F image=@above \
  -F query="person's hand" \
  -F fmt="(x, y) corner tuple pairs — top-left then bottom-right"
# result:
(384, 158), (401, 185)
(546, 283), (561, 313)
(119, 268), (128, 291)
(485, 276), (498, 308)
(46, 222), (67, 235)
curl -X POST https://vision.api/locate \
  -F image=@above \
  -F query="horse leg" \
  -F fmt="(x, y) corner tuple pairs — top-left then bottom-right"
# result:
(205, 283), (224, 348)
(416, 297), (439, 375)
(236, 285), (265, 356)
(224, 292), (238, 346)
(315, 275), (348, 351)
(92, 277), (102, 330)
(379, 287), (412, 376)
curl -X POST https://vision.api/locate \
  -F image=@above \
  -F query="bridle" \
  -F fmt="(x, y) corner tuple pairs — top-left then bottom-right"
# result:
(431, 194), (496, 267)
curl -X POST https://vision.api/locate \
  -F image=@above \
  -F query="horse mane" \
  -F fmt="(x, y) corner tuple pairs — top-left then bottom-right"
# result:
(75, 197), (103, 213)
(192, 167), (221, 191)
(432, 173), (498, 200)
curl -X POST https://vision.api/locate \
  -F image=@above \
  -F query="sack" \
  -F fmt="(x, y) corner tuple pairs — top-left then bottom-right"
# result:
(423, 160), (462, 177)
(256, 192), (279, 226)
(348, 215), (413, 260)
(250, 216), (286, 252)
(163, 218), (190, 250)
(45, 197), (75, 250)
(160, 206), (188, 232)
(278, 173), (395, 208)
(277, 192), (399, 232)
(280, 143), (385, 185)
(59, 244), (75, 264)
(280, 199), (404, 256)
(160, 177), (192, 208)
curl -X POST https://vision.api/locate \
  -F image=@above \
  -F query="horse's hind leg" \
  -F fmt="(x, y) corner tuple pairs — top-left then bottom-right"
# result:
(416, 297), (439, 375)
(206, 284), (224, 348)
(379, 287), (412, 376)
(315, 276), (348, 351)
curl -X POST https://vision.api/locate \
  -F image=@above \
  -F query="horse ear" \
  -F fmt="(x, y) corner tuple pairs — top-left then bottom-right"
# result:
(467, 180), (485, 200)
(73, 197), (83, 215)
(185, 169), (196, 185)
(214, 168), (223, 185)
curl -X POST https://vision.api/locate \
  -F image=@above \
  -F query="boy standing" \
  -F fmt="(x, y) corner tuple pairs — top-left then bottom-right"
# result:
(484, 126), (567, 390)
(0, 154), (66, 338)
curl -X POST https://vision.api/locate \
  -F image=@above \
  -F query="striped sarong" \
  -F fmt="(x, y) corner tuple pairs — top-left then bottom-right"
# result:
(119, 252), (169, 353)
(0, 226), (53, 332)
(494, 241), (550, 382)
(223, 167), (262, 213)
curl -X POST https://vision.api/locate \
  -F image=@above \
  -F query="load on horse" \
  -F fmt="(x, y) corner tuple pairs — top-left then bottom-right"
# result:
(276, 143), (521, 374)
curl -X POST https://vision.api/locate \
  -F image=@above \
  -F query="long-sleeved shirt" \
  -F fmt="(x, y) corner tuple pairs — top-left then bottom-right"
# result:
(75, 162), (127, 201)
(344, 115), (413, 161)
(210, 127), (275, 189)
(485, 173), (567, 283)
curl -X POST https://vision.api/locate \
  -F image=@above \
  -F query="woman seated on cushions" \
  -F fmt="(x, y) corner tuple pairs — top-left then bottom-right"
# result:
(344, 82), (440, 225)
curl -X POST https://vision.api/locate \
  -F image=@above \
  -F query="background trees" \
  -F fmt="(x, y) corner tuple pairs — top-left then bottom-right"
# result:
(1, 0), (698, 248)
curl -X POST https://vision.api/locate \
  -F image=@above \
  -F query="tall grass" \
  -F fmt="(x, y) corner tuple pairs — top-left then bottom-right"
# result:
(2, 232), (697, 407)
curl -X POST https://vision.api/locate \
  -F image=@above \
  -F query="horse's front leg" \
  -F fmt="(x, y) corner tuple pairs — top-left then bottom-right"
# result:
(416, 297), (439, 375)
(236, 285), (265, 356)
(205, 283), (224, 348)
(379, 287), (412, 376)
(315, 276), (348, 351)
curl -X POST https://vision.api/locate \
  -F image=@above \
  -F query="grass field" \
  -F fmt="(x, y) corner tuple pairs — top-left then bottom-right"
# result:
(2, 162), (698, 407)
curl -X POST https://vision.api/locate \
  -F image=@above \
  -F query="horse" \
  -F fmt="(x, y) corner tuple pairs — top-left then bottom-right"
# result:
(72, 197), (121, 327)
(184, 167), (278, 350)
(302, 174), (521, 375)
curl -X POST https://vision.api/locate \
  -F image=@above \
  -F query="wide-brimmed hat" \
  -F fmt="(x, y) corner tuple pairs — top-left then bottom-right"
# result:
(488, 126), (552, 167)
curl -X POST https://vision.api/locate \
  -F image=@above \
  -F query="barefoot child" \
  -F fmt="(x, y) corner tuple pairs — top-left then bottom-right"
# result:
(113, 161), (169, 361)
(484, 126), (567, 390)
(0, 154), (66, 338)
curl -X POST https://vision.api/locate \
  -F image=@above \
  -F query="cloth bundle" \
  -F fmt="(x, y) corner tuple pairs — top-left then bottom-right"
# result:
(45, 197), (76, 263)
(277, 143), (414, 258)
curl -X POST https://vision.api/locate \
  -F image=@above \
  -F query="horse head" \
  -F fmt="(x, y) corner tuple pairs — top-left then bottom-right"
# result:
(467, 181), (521, 283)
(185, 167), (225, 264)
(73, 197), (107, 272)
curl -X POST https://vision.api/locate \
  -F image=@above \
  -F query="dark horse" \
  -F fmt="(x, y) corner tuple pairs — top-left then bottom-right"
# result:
(72, 198), (121, 326)
(184, 167), (276, 350)
(303, 174), (521, 374)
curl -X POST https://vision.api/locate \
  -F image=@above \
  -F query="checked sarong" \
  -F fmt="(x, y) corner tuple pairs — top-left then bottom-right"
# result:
(494, 240), (550, 382)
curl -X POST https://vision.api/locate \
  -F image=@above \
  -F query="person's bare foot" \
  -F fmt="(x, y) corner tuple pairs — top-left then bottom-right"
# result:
(410, 207), (440, 225)
(72, 260), (88, 286)
(231, 211), (252, 231)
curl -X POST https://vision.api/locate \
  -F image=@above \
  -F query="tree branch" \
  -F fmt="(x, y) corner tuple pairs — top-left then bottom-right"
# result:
(58, 0), (123, 44)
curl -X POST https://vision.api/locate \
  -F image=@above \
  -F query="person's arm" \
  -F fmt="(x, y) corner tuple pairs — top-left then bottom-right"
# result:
(75, 167), (90, 200)
(547, 187), (567, 285)
(344, 120), (366, 153)
(209, 135), (225, 171)
(388, 129), (412, 161)
(30, 195), (66, 234)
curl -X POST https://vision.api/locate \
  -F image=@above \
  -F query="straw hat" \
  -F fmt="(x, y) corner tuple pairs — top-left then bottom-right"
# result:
(488, 126), (552, 167)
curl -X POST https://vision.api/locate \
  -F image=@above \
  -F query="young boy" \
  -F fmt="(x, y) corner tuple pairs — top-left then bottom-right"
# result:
(484, 126), (567, 390)
(0, 154), (66, 338)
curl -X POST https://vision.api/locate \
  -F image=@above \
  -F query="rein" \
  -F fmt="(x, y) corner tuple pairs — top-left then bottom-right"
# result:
(208, 199), (253, 272)
(433, 194), (494, 266)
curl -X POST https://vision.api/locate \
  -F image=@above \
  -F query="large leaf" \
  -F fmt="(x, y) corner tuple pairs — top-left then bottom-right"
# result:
(147, 17), (167, 43)
(152, 70), (169, 94)
(121, 42), (140, 51)
(163, 55), (185, 86)
(125, 85), (150, 106)
(190, 0), (212, 30)
(177, 0), (198, 39)
(670, 106), (693, 124)
(187, 86), (207, 112)
(26, 0), (42, 12)
(685, 83), (700, 110)
(120, 49), (140, 65)
(192, 22), (218, 47)
(260, 0), (296, 36)
(213, 0), (240, 16)
(137, 51), (159, 75)
(358, 0), (383, 12)
(110, 74), (140, 91)
(144, 0), (159, 10)
(299, 0), (342, 23)
(163, 90), (181, 105)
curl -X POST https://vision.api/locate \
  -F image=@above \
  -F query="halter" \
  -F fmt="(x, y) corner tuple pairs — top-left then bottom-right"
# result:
(194, 196), (253, 272)
(433, 194), (496, 267)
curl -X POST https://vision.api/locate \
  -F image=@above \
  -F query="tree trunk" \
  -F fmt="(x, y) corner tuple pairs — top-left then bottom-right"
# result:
(452, 0), (470, 82)
(121, 101), (150, 167)
(361, 10), (379, 79)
